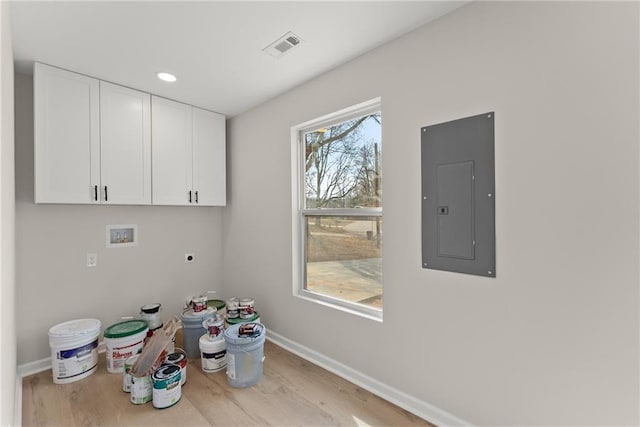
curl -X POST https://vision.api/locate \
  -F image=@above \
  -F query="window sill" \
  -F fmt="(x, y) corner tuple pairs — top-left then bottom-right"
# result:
(294, 289), (383, 323)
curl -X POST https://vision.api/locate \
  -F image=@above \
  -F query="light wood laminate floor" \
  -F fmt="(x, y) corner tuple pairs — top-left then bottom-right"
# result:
(22, 340), (433, 426)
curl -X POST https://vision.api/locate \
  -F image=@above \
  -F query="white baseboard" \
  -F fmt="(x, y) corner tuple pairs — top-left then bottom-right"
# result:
(266, 330), (471, 427)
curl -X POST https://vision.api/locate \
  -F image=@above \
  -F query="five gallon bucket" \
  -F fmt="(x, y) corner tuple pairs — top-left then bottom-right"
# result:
(180, 307), (216, 359)
(48, 318), (101, 384)
(104, 319), (149, 373)
(223, 323), (266, 388)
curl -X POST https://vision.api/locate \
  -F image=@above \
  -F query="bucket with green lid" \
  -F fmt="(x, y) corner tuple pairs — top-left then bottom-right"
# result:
(104, 319), (149, 374)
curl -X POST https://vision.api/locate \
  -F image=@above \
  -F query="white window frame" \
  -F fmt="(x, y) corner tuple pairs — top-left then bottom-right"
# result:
(291, 97), (383, 322)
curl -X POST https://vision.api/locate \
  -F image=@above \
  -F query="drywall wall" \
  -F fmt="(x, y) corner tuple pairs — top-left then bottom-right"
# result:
(0, 2), (16, 425)
(223, 1), (639, 425)
(14, 73), (226, 365)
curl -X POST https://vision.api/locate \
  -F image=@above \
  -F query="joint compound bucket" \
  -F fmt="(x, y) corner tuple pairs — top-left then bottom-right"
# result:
(224, 323), (266, 388)
(181, 307), (216, 359)
(104, 319), (149, 373)
(200, 334), (226, 372)
(48, 318), (101, 384)
(152, 364), (182, 409)
(164, 349), (187, 386)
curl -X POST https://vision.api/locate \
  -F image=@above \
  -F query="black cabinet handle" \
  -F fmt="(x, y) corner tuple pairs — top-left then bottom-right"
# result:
(188, 190), (192, 203)
(104, 186), (108, 202)
(94, 185), (98, 201)
(195, 191), (198, 204)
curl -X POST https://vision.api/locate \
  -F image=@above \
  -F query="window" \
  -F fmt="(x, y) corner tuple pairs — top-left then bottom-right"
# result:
(291, 98), (382, 320)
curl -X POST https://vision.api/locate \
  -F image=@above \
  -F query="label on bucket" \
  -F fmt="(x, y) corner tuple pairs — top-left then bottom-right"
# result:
(107, 339), (145, 373)
(202, 349), (227, 372)
(54, 338), (99, 381)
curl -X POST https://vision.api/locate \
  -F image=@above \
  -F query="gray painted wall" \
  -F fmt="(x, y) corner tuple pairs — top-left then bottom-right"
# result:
(222, 2), (639, 425)
(14, 73), (226, 365)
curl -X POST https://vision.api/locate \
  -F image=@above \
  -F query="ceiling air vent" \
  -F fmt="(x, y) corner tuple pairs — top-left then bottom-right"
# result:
(263, 31), (303, 58)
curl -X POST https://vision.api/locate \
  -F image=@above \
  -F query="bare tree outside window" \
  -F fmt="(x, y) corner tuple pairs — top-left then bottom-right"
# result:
(301, 111), (383, 310)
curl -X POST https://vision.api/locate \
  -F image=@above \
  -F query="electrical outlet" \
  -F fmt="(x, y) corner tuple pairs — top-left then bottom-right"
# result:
(87, 253), (97, 268)
(185, 253), (195, 263)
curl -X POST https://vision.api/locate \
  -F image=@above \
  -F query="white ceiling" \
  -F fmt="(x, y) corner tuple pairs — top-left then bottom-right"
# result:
(10, 1), (466, 117)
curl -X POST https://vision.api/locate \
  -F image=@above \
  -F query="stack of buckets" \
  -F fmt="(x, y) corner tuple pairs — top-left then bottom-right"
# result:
(46, 296), (266, 411)
(180, 296), (266, 388)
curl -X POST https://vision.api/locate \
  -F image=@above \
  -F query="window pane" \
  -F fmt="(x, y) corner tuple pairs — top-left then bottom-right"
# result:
(304, 113), (381, 209)
(304, 215), (383, 309)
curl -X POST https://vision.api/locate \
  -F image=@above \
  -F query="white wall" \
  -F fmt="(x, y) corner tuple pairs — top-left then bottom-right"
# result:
(14, 73), (226, 365)
(0, 1), (16, 425)
(223, 2), (639, 425)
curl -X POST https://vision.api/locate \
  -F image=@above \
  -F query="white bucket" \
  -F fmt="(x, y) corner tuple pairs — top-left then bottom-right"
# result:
(200, 334), (227, 372)
(104, 319), (149, 373)
(48, 318), (101, 384)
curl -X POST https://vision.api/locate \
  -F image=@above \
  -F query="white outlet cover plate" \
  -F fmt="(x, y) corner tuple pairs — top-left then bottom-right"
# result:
(87, 253), (97, 267)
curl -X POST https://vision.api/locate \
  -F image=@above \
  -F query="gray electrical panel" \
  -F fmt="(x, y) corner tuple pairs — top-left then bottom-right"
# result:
(421, 112), (495, 277)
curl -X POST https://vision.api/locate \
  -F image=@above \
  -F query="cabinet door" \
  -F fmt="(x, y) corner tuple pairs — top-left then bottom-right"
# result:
(34, 63), (100, 203)
(192, 107), (226, 206)
(100, 82), (151, 204)
(151, 96), (193, 205)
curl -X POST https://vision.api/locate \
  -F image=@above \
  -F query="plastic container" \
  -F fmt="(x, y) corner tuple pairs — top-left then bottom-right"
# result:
(104, 319), (149, 373)
(152, 364), (182, 409)
(200, 334), (226, 372)
(48, 318), (101, 384)
(180, 307), (216, 359)
(224, 322), (266, 388)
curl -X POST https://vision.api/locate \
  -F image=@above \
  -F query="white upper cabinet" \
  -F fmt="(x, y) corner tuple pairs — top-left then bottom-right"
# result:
(192, 107), (226, 206)
(34, 63), (225, 206)
(34, 63), (151, 205)
(34, 62), (100, 203)
(152, 96), (226, 206)
(100, 81), (151, 204)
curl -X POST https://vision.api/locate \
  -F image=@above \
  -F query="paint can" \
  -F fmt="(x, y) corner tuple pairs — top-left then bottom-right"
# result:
(203, 316), (224, 339)
(48, 318), (101, 384)
(140, 303), (162, 330)
(190, 295), (208, 313)
(239, 298), (255, 319)
(104, 319), (149, 373)
(152, 364), (182, 409)
(164, 349), (187, 386)
(226, 297), (239, 319)
(123, 354), (139, 392)
(225, 311), (260, 329)
(180, 307), (216, 359)
(130, 373), (153, 405)
(207, 299), (226, 317)
(224, 322), (266, 388)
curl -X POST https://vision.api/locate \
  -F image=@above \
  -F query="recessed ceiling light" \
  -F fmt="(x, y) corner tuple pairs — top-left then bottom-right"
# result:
(157, 72), (177, 82)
